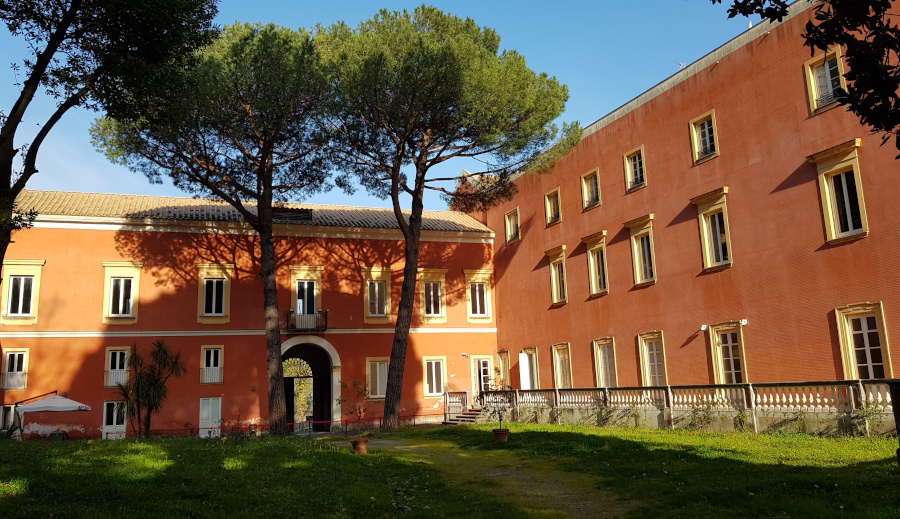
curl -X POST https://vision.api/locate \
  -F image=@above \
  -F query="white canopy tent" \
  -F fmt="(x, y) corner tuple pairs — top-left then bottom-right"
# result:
(12, 394), (91, 440)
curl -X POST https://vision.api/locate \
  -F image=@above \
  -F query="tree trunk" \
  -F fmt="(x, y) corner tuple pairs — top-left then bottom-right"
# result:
(258, 216), (289, 435)
(382, 196), (425, 428)
(144, 407), (153, 438)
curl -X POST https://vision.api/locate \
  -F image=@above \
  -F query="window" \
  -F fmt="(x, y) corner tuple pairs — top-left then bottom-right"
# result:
(835, 302), (893, 380)
(472, 356), (493, 394)
(505, 207), (521, 243)
(290, 265), (324, 329)
(552, 343), (573, 389)
(0, 405), (15, 432)
(102, 401), (126, 439)
(805, 48), (847, 114)
(1, 259), (44, 325)
(367, 358), (389, 398)
(581, 168), (601, 209)
(2, 350), (27, 390)
(519, 347), (540, 390)
(689, 110), (719, 163)
(105, 348), (129, 387)
(582, 231), (609, 296)
(691, 187), (733, 270)
(202, 346), (223, 384)
(708, 322), (747, 384)
(362, 267), (392, 324)
(498, 350), (511, 389)
(544, 187), (562, 226)
(196, 264), (233, 324)
(625, 214), (656, 286)
(623, 145), (646, 192)
(423, 357), (446, 396)
(418, 268), (447, 324)
(807, 139), (869, 244)
(593, 338), (617, 388)
(544, 245), (567, 305)
(199, 397), (222, 438)
(102, 262), (142, 324)
(464, 269), (493, 322)
(638, 332), (667, 386)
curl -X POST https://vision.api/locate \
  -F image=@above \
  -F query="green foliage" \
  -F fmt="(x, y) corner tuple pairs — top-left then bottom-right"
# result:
(687, 403), (715, 430)
(115, 339), (186, 438)
(850, 401), (885, 437)
(336, 379), (370, 435)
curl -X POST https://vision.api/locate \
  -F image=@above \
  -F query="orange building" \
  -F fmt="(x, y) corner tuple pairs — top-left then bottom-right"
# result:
(2, 2), (897, 438)
(482, 2), (897, 394)
(0, 191), (499, 437)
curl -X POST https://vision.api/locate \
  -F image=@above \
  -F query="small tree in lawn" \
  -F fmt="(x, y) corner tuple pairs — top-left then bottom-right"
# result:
(318, 6), (580, 428)
(115, 339), (186, 438)
(336, 379), (369, 435)
(93, 23), (334, 436)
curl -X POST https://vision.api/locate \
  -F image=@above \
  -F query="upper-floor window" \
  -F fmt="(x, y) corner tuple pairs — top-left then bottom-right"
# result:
(202, 346), (223, 384)
(544, 245), (567, 305)
(582, 231), (609, 296)
(109, 278), (134, 317)
(1, 259), (44, 325)
(807, 139), (868, 244)
(418, 268), (447, 324)
(805, 48), (847, 114)
(7, 276), (33, 316)
(625, 214), (656, 286)
(505, 207), (520, 243)
(103, 261), (142, 324)
(691, 187), (733, 271)
(623, 146), (646, 192)
(544, 188), (562, 226)
(106, 348), (129, 387)
(689, 110), (719, 164)
(362, 267), (392, 324)
(290, 265), (324, 329)
(581, 168), (601, 209)
(197, 264), (233, 324)
(423, 282), (441, 317)
(464, 269), (493, 322)
(203, 279), (225, 316)
(2, 350), (27, 390)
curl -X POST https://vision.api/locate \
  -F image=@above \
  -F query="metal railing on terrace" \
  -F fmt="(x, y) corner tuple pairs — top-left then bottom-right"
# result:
(284, 309), (329, 333)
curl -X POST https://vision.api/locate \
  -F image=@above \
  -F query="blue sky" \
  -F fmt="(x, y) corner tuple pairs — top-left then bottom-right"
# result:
(2, 1), (765, 210)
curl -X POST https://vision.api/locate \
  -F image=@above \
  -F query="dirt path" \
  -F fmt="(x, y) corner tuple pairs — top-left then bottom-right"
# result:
(367, 438), (632, 518)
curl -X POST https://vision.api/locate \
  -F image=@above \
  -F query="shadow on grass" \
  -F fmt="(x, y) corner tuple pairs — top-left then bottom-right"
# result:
(0, 436), (534, 519)
(395, 425), (900, 519)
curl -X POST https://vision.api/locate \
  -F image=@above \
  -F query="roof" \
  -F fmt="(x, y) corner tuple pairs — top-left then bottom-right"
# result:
(15, 190), (493, 234)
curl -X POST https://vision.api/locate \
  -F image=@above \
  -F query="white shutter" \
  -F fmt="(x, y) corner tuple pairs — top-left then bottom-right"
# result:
(377, 361), (388, 396)
(518, 352), (531, 390)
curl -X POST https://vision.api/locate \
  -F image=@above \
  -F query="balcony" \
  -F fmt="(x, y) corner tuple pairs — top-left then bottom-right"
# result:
(201, 367), (223, 384)
(2, 371), (27, 390)
(105, 369), (128, 387)
(285, 309), (329, 333)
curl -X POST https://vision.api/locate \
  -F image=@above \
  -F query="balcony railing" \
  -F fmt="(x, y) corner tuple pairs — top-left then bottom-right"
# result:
(1, 371), (26, 390)
(201, 367), (223, 384)
(285, 309), (329, 332)
(105, 369), (128, 387)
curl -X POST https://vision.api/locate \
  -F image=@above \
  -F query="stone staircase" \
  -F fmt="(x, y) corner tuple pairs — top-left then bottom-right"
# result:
(443, 408), (483, 425)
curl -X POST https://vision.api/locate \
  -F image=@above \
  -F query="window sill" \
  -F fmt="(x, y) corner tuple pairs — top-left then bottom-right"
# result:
(367, 396), (385, 401)
(813, 100), (841, 116)
(364, 316), (392, 325)
(693, 151), (719, 166)
(505, 236), (521, 245)
(582, 201), (601, 213)
(545, 219), (562, 228)
(2, 315), (37, 325)
(826, 231), (868, 246)
(200, 381), (224, 385)
(587, 291), (609, 299)
(421, 316), (448, 325)
(626, 183), (647, 195)
(702, 263), (732, 273)
(633, 280), (656, 288)
(550, 300), (567, 307)
(105, 316), (137, 324)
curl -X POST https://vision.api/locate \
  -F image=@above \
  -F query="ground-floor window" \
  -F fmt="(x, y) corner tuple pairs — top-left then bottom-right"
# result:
(424, 358), (444, 396)
(102, 401), (126, 439)
(200, 397), (222, 438)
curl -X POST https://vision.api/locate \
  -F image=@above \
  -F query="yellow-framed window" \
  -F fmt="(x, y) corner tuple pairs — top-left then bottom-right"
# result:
(689, 110), (719, 164)
(638, 331), (667, 386)
(623, 145), (647, 192)
(624, 214), (656, 286)
(804, 47), (847, 114)
(581, 168), (601, 210)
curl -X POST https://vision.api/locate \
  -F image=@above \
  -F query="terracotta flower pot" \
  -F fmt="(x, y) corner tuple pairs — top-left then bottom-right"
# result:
(492, 428), (509, 443)
(350, 437), (369, 455)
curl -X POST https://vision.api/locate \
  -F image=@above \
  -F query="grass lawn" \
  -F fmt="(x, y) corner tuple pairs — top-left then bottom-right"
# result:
(0, 424), (897, 518)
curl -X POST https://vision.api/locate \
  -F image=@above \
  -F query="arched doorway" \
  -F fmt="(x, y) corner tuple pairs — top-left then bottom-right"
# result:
(281, 336), (341, 432)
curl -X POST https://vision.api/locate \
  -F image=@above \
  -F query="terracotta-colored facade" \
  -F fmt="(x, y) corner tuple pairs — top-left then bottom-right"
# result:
(0, 193), (498, 437)
(484, 4), (898, 391)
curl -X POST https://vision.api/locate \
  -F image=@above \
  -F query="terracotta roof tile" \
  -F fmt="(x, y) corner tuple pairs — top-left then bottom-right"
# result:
(16, 190), (492, 233)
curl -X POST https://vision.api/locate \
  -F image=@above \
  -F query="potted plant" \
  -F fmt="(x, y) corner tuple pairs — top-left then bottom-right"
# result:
(336, 379), (370, 454)
(491, 404), (509, 443)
